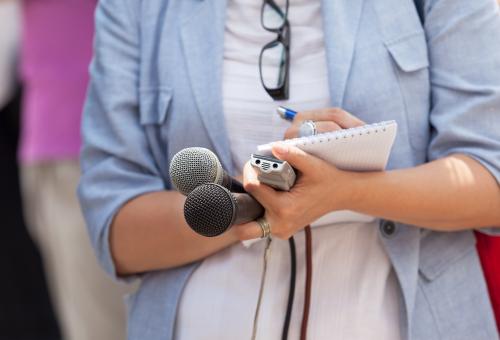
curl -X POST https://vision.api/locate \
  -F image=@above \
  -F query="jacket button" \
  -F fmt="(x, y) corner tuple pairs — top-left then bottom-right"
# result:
(380, 220), (397, 237)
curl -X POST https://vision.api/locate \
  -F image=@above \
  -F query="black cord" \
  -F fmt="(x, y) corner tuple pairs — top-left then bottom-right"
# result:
(281, 236), (296, 340)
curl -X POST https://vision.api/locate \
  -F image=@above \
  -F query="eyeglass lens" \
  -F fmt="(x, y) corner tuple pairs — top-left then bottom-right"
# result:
(262, 0), (287, 30)
(261, 41), (287, 89)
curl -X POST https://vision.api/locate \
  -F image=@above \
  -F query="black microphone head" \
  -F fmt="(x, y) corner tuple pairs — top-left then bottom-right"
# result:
(169, 147), (223, 195)
(184, 183), (236, 237)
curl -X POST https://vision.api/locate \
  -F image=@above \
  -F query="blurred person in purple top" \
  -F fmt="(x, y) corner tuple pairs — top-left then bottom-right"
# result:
(19, 0), (92, 160)
(18, 1), (135, 339)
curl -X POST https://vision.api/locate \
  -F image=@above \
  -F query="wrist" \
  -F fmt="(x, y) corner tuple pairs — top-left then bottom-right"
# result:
(328, 169), (367, 212)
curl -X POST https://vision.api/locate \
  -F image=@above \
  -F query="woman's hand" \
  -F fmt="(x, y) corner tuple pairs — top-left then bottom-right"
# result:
(233, 144), (354, 240)
(232, 107), (365, 241)
(283, 107), (365, 139)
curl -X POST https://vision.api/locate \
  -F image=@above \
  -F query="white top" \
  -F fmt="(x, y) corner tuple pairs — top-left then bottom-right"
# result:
(0, 0), (20, 109)
(176, 0), (401, 339)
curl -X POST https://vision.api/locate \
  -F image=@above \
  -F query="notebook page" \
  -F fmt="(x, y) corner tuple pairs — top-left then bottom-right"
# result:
(257, 120), (397, 171)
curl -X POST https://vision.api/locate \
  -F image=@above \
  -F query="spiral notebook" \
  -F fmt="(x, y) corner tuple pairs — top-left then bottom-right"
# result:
(243, 121), (398, 245)
(257, 120), (398, 172)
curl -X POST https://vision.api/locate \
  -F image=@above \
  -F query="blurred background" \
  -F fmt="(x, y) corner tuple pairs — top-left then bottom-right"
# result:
(0, 0), (498, 339)
(0, 1), (134, 339)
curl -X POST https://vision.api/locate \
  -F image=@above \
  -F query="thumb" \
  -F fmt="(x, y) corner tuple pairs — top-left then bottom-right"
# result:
(271, 143), (318, 173)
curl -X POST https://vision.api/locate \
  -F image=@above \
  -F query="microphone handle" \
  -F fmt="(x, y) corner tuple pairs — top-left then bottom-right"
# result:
(232, 192), (265, 226)
(221, 172), (246, 193)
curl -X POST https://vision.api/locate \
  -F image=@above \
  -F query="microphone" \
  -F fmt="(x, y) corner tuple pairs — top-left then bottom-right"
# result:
(169, 147), (245, 195)
(184, 183), (264, 237)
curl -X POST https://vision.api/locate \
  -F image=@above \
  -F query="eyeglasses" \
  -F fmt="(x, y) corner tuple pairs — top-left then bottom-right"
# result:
(259, 0), (290, 101)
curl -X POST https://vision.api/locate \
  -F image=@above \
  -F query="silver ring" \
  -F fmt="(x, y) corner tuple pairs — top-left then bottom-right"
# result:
(256, 217), (271, 239)
(299, 120), (317, 137)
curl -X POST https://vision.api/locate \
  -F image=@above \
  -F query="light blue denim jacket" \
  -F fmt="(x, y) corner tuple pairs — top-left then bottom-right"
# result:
(79, 0), (500, 339)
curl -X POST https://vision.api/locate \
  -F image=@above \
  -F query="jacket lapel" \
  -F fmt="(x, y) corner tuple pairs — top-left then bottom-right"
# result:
(381, 224), (420, 340)
(321, 0), (365, 107)
(180, 0), (233, 173)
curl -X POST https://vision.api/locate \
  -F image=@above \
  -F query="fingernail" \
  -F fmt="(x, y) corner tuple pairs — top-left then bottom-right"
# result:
(273, 143), (289, 156)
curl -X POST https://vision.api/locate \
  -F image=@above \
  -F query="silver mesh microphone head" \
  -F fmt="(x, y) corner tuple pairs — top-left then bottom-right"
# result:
(184, 183), (236, 237)
(169, 147), (223, 195)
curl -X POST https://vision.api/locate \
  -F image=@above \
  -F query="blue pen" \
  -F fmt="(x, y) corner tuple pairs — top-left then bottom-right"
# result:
(276, 106), (297, 121)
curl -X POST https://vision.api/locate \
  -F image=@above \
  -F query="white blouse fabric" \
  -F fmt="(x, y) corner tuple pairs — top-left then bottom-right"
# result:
(176, 0), (401, 339)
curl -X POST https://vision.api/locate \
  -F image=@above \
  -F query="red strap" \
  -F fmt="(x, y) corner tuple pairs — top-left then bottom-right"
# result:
(300, 226), (312, 340)
(475, 231), (500, 332)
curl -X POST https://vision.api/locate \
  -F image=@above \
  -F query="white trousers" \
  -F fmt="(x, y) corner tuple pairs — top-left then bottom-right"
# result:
(21, 160), (136, 340)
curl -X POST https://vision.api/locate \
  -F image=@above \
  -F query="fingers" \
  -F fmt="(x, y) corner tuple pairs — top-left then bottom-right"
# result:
(283, 107), (365, 140)
(232, 220), (264, 240)
(233, 218), (291, 241)
(295, 107), (365, 128)
(314, 121), (343, 133)
(242, 161), (279, 207)
(284, 120), (342, 139)
(271, 143), (321, 173)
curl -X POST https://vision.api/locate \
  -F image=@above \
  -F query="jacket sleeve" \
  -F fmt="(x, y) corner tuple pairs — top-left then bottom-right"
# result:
(423, 0), (500, 233)
(78, 0), (166, 279)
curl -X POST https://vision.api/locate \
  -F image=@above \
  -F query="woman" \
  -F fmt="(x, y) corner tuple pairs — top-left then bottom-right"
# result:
(79, 0), (500, 339)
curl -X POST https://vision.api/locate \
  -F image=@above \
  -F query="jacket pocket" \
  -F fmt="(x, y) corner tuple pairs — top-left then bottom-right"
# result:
(386, 32), (431, 151)
(415, 231), (497, 339)
(386, 32), (429, 72)
(418, 230), (475, 281)
(139, 87), (173, 125)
